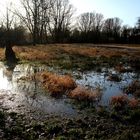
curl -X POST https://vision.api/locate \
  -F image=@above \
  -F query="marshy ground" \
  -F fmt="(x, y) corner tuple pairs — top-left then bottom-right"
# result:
(0, 44), (140, 139)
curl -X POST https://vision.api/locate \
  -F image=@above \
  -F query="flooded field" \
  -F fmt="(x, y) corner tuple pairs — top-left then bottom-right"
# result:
(0, 44), (140, 139)
(0, 62), (139, 118)
(0, 62), (77, 119)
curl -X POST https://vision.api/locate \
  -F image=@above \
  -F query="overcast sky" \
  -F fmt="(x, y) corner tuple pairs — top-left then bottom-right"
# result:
(0, 0), (140, 27)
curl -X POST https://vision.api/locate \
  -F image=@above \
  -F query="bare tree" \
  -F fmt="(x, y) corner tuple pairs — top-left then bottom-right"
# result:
(77, 12), (104, 33)
(77, 12), (95, 33)
(48, 0), (74, 42)
(136, 17), (140, 29)
(16, 0), (52, 45)
(103, 17), (122, 41)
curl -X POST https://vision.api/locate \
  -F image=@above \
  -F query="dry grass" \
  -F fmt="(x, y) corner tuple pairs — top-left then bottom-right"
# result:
(0, 48), (5, 61)
(129, 98), (139, 108)
(13, 46), (52, 61)
(110, 95), (139, 109)
(58, 44), (140, 58)
(36, 71), (76, 96)
(35, 71), (102, 100)
(110, 95), (128, 109)
(68, 85), (102, 101)
(124, 80), (140, 97)
(11, 44), (140, 62)
(0, 44), (140, 62)
(115, 64), (132, 73)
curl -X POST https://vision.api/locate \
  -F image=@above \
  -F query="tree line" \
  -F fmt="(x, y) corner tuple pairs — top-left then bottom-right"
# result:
(0, 0), (140, 46)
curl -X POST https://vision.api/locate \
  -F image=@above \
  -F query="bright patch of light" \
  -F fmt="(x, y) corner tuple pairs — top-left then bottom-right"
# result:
(0, 64), (12, 90)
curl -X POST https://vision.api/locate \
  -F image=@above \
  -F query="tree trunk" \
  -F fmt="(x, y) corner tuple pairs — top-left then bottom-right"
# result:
(5, 44), (17, 63)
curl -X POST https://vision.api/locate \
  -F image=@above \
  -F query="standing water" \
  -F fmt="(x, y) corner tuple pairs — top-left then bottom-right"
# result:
(0, 62), (139, 119)
(0, 62), (77, 120)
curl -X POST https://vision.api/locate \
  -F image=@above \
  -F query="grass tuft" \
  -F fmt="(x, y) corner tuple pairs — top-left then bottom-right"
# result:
(36, 71), (76, 96)
(69, 85), (102, 101)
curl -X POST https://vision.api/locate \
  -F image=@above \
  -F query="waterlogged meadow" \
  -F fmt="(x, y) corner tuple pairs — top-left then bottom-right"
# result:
(0, 44), (140, 139)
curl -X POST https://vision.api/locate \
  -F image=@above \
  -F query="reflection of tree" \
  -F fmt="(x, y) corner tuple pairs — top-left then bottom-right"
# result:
(4, 62), (16, 81)
(15, 65), (42, 108)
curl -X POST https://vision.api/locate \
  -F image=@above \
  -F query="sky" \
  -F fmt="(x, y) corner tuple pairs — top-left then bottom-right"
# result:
(69, 0), (140, 27)
(0, 0), (140, 27)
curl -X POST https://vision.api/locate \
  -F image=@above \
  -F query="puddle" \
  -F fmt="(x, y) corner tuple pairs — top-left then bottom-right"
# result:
(0, 62), (76, 120)
(0, 62), (140, 119)
(75, 68), (140, 106)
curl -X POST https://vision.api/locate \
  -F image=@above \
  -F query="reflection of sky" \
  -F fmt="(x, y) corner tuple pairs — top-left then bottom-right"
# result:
(0, 64), (12, 90)
(75, 69), (137, 106)
(0, 61), (140, 118)
(0, 62), (77, 118)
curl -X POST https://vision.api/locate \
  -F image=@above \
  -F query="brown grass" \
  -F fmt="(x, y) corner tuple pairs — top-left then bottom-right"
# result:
(0, 48), (5, 61)
(125, 80), (140, 97)
(110, 95), (128, 109)
(13, 46), (53, 61)
(36, 71), (76, 96)
(58, 44), (140, 58)
(115, 64), (132, 73)
(68, 85), (102, 101)
(110, 95), (139, 109)
(0, 44), (139, 62)
(129, 98), (139, 108)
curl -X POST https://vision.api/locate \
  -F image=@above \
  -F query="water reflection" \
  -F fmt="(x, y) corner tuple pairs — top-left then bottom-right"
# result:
(75, 69), (139, 106)
(0, 62), (139, 118)
(0, 62), (77, 119)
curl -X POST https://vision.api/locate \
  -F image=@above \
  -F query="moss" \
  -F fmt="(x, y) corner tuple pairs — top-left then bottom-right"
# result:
(129, 109), (140, 122)
(46, 123), (63, 135)
(55, 136), (67, 140)
(0, 111), (6, 128)
(67, 128), (84, 139)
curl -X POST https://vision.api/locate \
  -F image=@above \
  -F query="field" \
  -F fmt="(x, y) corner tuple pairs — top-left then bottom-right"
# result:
(0, 44), (140, 139)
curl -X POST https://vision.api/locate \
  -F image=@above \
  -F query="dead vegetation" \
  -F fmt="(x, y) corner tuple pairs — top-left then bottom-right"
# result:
(124, 80), (140, 97)
(36, 71), (76, 96)
(13, 46), (52, 61)
(68, 85), (102, 101)
(0, 44), (136, 62)
(0, 48), (5, 60)
(110, 95), (128, 110)
(129, 98), (139, 108)
(32, 71), (102, 101)
(110, 95), (139, 110)
(115, 64), (132, 73)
